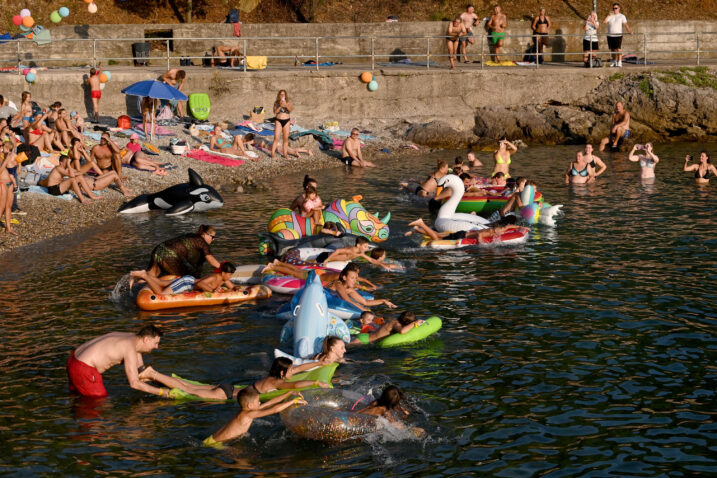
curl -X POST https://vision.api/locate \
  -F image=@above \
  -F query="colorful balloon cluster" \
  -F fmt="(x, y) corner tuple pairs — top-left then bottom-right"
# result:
(50, 7), (71, 24)
(359, 71), (379, 92)
(12, 9), (35, 28)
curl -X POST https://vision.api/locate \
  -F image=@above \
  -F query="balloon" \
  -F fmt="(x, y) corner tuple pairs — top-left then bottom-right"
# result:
(22, 16), (35, 28)
(59, 7), (70, 17)
(88, 3), (98, 13)
(84, 0), (93, 3)
(360, 71), (372, 83)
(50, 11), (62, 23)
(25, 73), (36, 83)
(20, 9), (31, 18)
(99, 73), (108, 83)
(367, 80), (378, 91)
(12, 15), (22, 26)
(103, 71), (112, 80)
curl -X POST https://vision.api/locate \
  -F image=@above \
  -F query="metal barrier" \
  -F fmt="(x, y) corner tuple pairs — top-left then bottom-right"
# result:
(0, 31), (715, 73)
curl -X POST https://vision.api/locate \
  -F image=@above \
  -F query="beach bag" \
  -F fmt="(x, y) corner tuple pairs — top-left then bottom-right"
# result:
(156, 105), (173, 120)
(250, 106), (264, 123)
(245, 56), (267, 70)
(591, 57), (602, 68)
(117, 115), (131, 129)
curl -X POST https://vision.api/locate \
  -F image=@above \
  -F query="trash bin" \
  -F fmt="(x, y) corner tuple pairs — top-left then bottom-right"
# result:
(132, 42), (150, 66)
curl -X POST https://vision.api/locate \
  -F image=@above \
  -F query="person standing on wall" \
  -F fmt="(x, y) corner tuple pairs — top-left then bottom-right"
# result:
(604, 3), (632, 67)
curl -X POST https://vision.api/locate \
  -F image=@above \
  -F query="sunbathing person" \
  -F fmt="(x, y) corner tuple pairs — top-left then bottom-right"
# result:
(69, 138), (103, 175)
(405, 215), (518, 241)
(25, 112), (63, 152)
(211, 46), (243, 67)
(39, 154), (101, 203)
(252, 136), (313, 158)
(91, 133), (123, 175)
(210, 125), (247, 157)
(122, 133), (167, 175)
(130, 261), (237, 295)
(55, 108), (83, 148)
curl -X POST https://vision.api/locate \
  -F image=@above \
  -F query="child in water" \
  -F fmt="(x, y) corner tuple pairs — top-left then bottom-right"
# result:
(204, 387), (306, 447)
(130, 261), (237, 295)
(355, 384), (410, 423)
(351, 311), (423, 344)
(320, 237), (400, 271)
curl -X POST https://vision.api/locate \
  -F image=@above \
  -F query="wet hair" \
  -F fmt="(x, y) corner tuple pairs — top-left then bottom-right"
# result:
(369, 248), (385, 260)
(700, 151), (710, 163)
(492, 215), (518, 227)
(316, 336), (343, 361)
(137, 325), (163, 338)
(459, 172), (472, 181)
(359, 310), (375, 321)
(454, 156), (464, 165)
(268, 357), (293, 378)
(514, 176), (527, 187)
(197, 224), (216, 236)
(493, 171), (505, 179)
(237, 386), (259, 408)
(176, 70), (186, 81)
(397, 311), (417, 326)
(302, 175), (317, 188)
(304, 185), (317, 196)
(219, 261), (236, 274)
(323, 221), (339, 231)
(339, 263), (360, 282)
(355, 236), (369, 246)
(376, 385), (404, 410)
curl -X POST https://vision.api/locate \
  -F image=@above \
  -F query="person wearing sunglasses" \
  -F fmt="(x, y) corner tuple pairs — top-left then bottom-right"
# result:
(604, 3), (632, 67)
(144, 224), (222, 278)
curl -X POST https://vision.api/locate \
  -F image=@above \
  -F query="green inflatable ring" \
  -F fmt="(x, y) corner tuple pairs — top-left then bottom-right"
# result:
(168, 363), (338, 402)
(358, 316), (442, 347)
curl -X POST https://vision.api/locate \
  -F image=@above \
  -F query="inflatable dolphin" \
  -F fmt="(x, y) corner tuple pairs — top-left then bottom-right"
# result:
(118, 169), (223, 216)
(293, 271), (330, 358)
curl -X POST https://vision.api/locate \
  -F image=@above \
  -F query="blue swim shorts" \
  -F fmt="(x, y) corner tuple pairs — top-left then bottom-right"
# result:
(169, 275), (195, 294)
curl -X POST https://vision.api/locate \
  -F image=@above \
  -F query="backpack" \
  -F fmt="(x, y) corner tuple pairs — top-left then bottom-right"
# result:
(226, 9), (240, 24)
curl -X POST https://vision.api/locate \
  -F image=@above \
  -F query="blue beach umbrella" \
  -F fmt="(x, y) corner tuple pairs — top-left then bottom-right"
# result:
(121, 80), (187, 140)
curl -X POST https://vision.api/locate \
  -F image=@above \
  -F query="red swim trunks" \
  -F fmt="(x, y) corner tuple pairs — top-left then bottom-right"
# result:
(67, 351), (107, 397)
(91, 90), (102, 99)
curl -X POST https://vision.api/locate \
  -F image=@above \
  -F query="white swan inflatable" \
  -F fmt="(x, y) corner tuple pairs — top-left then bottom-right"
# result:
(434, 174), (490, 232)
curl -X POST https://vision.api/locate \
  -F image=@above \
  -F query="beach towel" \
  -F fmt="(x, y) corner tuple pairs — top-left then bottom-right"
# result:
(246, 56), (267, 70)
(135, 124), (176, 136)
(27, 185), (75, 201)
(0, 33), (12, 45)
(187, 149), (245, 167)
(198, 144), (258, 160)
(485, 61), (516, 66)
(229, 126), (274, 137)
(301, 62), (335, 67)
(82, 131), (102, 141)
(332, 129), (376, 141)
(377, 59), (439, 68)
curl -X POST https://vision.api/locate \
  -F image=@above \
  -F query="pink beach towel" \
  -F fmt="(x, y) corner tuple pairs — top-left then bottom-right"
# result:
(135, 124), (176, 136)
(187, 149), (245, 167)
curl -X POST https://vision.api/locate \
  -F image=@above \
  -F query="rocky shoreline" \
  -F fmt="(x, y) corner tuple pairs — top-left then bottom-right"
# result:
(0, 126), (422, 256)
(405, 68), (717, 148)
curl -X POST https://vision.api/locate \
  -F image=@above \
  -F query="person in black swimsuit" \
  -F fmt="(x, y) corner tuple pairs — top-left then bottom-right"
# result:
(531, 7), (552, 62)
(272, 89), (293, 159)
(683, 151), (716, 184)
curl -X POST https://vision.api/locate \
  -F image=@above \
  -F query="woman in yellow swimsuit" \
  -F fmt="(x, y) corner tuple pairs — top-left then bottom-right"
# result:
(492, 138), (518, 177)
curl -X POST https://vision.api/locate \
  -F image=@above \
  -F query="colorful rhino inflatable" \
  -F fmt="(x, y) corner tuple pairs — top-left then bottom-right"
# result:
(267, 195), (390, 242)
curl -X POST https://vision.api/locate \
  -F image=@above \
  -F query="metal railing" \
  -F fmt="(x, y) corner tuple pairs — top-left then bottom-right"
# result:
(0, 31), (715, 73)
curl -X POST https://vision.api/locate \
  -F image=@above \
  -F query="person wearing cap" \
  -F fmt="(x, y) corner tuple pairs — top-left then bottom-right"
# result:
(122, 133), (167, 175)
(69, 111), (84, 133)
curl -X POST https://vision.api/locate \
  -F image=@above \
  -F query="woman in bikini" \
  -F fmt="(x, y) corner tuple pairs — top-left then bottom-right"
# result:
(327, 263), (397, 312)
(400, 160), (449, 198)
(493, 138), (518, 178)
(683, 151), (716, 185)
(446, 17), (466, 70)
(628, 143), (659, 180)
(564, 151), (595, 185)
(210, 124), (249, 158)
(0, 142), (18, 234)
(68, 137), (103, 175)
(122, 133), (167, 175)
(531, 7), (552, 62)
(272, 89), (293, 159)
(25, 112), (63, 153)
(16, 91), (33, 128)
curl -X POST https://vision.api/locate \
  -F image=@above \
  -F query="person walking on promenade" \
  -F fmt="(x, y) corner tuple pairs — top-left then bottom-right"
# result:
(604, 3), (632, 67)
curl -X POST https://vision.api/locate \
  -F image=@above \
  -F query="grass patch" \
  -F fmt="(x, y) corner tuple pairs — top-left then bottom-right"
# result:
(658, 66), (717, 90)
(609, 72), (624, 81)
(638, 76), (653, 97)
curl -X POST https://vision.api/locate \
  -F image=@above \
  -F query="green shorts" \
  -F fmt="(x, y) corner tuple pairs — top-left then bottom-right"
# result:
(490, 32), (506, 45)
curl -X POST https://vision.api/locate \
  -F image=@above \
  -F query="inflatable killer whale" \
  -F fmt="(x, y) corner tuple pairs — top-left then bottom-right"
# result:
(118, 168), (223, 216)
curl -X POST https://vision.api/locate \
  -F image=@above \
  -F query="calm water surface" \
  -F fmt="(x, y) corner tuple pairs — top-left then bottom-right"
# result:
(1, 144), (715, 476)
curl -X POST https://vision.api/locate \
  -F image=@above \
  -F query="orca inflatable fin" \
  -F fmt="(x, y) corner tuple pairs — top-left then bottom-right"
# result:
(188, 168), (203, 188)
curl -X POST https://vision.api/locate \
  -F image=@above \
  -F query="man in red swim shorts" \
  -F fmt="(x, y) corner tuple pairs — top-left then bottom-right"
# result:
(85, 67), (102, 122)
(67, 325), (168, 397)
